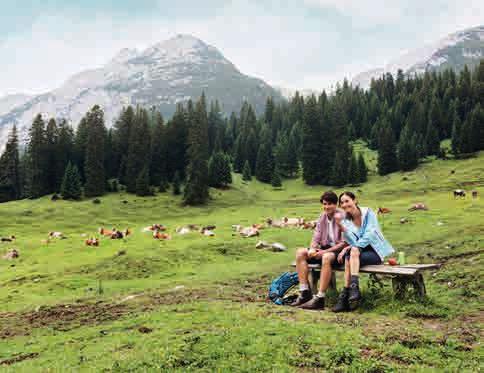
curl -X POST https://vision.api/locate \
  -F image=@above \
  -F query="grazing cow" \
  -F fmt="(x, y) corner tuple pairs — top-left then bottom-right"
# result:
(2, 249), (19, 259)
(400, 217), (409, 224)
(453, 189), (466, 198)
(255, 240), (287, 252)
(176, 225), (200, 234)
(99, 227), (115, 237)
(377, 207), (392, 215)
(472, 190), (478, 199)
(153, 231), (171, 240)
(85, 237), (99, 246)
(282, 217), (305, 227)
(408, 203), (428, 212)
(1, 235), (16, 242)
(48, 231), (64, 239)
(239, 226), (260, 237)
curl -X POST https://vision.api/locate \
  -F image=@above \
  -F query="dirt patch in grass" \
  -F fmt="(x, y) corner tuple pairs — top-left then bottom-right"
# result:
(0, 273), (272, 340)
(0, 353), (39, 366)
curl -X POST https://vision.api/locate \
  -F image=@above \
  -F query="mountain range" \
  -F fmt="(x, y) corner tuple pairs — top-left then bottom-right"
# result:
(352, 25), (484, 88)
(0, 34), (281, 147)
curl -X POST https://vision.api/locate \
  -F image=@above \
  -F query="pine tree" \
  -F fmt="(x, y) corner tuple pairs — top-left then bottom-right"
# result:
(84, 105), (106, 197)
(125, 107), (151, 193)
(348, 151), (359, 185)
(451, 109), (462, 155)
(60, 162), (82, 200)
(184, 94), (210, 205)
(397, 125), (419, 171)
(112, 106), (135, 184)
(242, 160), (252, 181)
(150, 112), (168, 186)
(45, 118), (59, 193)
(56, 119), (74, 190)
(357, 153), (368, 183)
(271, 168), (282, 188)
(255, 142), (273, 183)
(233, 134), (245, 173)
(329, 149), (348, 186)
(0, 125), (21, 202)
(377, 122), (398, 175)
(135, 166), (151, 196)
(301, 95), (323, 184)
(221, 153), (232, 186)
(208, 152), (225, 188)
(172, 171), (181, 195)
(74, 117), (89, 181)
(425, 121), (440, 156)
(27, 114), (48, 198)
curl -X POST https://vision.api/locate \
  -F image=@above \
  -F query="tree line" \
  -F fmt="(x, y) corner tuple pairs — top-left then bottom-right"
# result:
(0, 60), (482, 204)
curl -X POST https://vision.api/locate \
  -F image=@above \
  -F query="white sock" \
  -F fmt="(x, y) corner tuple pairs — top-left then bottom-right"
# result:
(316, 291), (325, 298)
(299, 283), (309, 292)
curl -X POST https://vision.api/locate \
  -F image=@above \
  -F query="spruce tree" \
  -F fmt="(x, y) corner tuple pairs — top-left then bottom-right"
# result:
(60, 162), (82, 200)
(45, 118), (59, 193)
(136, 166), (151, 196)
(377, 122), (398, 175)
(397, 125), (419, 171)
(348, 151), (359, 185)
(125, 107), (151, 193)
(425, 121), (440, 156)
(357, 153), (368, 183)
(242, 160), (252, 181)
(451, 110), (462, 155)
(233, 134), (245, 173)
(301, 95), (323, 184)
(150, 112), (168, 186)
(271, 168), (282, 188)
(208, 152), (225, 188)
(255, 142), (273, 183)
(56, 119), (74, 190)
(329, 150), (348, 187)
(0, 125), (21, 202)
(221, 153), (232, 186)
(84, 105), (106, 197)
(27, 114), (48, 198)
(184, 94), (210, 205)
(172, 171), (181, 195)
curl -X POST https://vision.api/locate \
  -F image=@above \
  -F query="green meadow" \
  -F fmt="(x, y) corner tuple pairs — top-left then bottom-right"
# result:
(0, 150), (482, 372)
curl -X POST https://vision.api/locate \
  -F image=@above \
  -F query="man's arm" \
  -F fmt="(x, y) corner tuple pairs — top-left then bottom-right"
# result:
(321, 240), (346, 253)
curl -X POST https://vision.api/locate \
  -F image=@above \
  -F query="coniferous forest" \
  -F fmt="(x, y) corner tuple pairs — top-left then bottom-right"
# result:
(0, 61), (483, 205)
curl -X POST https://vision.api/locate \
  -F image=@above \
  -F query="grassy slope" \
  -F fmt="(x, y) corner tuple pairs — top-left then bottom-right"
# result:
(0, 151), (482, 372)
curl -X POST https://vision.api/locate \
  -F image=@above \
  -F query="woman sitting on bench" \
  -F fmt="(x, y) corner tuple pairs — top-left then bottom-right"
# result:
(333, 191), (394, 312)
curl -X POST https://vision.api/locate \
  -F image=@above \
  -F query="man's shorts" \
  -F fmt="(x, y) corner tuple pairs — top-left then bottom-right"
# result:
(306, 246), (339, 267)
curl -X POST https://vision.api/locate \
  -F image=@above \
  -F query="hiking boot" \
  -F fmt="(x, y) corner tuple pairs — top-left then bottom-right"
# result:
(332, 288), (350, 312)
(348, 282), (361, 310)
(290, 289), (312, 307)
(300, 295), (325, 310)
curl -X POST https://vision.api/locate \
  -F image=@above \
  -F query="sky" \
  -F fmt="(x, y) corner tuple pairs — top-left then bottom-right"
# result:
(0, 0), (483, 97)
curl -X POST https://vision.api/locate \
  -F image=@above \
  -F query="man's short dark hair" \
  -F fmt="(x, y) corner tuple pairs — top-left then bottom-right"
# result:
(320, 191), (338, 205)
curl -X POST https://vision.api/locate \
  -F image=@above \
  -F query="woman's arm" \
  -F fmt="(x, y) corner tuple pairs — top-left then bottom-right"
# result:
(337, 245), (351, 263)
(353, 208), (379, 249)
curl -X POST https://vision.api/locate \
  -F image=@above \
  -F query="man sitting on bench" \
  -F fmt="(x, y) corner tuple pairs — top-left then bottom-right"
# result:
(291, 191), (346, 309)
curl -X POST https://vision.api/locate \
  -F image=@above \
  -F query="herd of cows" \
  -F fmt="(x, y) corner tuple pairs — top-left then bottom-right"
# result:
(0, 188), (479, 260)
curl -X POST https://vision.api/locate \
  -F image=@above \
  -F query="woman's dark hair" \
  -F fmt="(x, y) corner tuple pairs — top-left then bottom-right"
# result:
(320, 191), (338, 205)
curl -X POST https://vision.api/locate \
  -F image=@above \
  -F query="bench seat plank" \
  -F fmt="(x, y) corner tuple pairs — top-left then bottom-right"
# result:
(290, 262), (429, 276)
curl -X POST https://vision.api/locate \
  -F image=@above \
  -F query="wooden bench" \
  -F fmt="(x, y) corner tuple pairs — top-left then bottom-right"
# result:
(291, 262), (442, 300)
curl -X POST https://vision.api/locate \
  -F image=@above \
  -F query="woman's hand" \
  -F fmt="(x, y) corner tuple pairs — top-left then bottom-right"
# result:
(337, 246), (349, 264)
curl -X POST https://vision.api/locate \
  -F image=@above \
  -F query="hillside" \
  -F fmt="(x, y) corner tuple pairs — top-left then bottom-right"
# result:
(0, 150), (482, 371)
(0, 34), (282, 146)
(353, 25), (484, 88)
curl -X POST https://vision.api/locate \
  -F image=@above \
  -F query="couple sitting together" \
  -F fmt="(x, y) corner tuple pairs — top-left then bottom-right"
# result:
(292, 190), (394, 311)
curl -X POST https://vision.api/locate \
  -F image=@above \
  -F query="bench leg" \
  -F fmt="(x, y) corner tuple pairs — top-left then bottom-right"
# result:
(392, 277), (409, 299)
(308, 269), (319, 294)
(411, 273), (426, 299)
(329, 272), (337, 291)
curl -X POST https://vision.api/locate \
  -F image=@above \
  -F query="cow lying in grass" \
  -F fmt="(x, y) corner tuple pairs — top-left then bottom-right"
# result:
(142, 224), (166, 232)
(85, 237), (99, 246)
(153, 231), (171, 240)
(408, 203), (428, 212)
(48, 231), (66, 239)
(99, 227), (131, 239)
(176, 225), (199, 234)
(266, 217), (306, 228)
(2, 248), (19, 259)
(1, 235), (16, 242)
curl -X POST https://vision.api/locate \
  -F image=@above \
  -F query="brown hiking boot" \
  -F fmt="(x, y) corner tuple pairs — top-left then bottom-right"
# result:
(300, 296), (325, 310)
(332, 288), (350, 313)
(290, 289), (312, 307)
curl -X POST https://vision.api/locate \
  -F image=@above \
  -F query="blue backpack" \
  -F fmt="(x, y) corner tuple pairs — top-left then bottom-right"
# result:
(268, 272), (299, 305)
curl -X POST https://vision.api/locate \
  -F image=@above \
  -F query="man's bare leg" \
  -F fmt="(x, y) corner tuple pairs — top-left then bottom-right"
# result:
(295, 247), (310, 286)
(319, 252), (336, 293)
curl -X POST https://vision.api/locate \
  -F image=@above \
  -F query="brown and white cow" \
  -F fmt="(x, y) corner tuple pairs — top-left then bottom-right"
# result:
(453, 189), (466, 198)
(408, 203), (428, 212)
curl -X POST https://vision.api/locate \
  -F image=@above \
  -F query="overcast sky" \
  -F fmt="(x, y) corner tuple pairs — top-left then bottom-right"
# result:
(0, 0), (483, 97)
